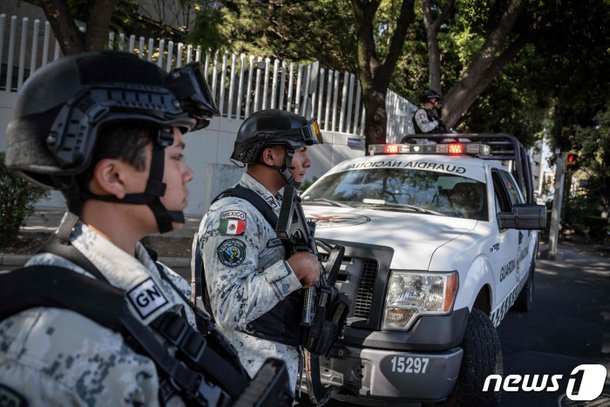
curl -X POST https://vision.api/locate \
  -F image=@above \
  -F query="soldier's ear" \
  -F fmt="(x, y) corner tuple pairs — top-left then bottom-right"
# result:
(260, 145), (284, 166)
(89, 158), (130, 199)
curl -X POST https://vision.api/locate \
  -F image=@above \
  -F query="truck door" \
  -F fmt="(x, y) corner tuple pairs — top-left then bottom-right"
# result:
(496, 170), (533, 285)
(489, 170), (521, 322)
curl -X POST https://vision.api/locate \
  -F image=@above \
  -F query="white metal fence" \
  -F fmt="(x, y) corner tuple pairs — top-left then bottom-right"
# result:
(0, 13), (414, 141)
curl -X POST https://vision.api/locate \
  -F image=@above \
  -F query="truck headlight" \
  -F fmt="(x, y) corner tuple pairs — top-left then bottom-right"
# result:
(382, 271), (458, 330)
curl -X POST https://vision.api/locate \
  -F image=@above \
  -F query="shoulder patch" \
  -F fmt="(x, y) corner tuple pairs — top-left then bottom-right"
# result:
(219, 210), (247, 235)
(0, 384), (27, 407)
(127, 278), (169, 319)
(217, 238), (247, 267)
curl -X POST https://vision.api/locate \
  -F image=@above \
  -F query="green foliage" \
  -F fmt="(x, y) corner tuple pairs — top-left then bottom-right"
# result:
(562, 194), (608, 243)
(0, 153), (49, 247)
(189, 0), (356, 70)
(299, 176), (318, 193)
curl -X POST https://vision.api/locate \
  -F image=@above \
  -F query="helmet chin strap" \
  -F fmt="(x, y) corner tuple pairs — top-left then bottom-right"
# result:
(78, 142), (184, 234)
(280, 148), (300, 187)
(259, 147), (300, 188)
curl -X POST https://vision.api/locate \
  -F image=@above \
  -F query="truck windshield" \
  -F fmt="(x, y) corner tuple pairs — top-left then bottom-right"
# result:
(302, 168), (488, 221)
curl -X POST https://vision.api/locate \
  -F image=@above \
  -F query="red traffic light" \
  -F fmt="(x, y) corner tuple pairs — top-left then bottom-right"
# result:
(565, 152), (577, 166)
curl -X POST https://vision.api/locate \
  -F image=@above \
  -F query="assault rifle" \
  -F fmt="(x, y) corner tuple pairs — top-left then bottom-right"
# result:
(276, 185), (350, 405)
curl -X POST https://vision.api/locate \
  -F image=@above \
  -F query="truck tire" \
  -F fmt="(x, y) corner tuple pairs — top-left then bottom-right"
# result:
(444, 308), (503, 407)
(512, 260), (535, 312)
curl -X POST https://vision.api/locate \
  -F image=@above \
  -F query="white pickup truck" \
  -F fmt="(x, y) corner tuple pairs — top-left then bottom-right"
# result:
(301, 134), (546, 405)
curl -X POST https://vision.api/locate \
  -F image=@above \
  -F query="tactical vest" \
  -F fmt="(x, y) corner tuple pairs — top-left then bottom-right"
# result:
(413, 107), (446, 134)
(195, 184), (304, 347)
(0, 214), (292, 406)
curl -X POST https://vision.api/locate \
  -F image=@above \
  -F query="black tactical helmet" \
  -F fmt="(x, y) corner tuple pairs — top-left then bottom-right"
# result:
(5, 50), (217, 187)
(231, 109), (322, 185)
(4, 50), (219, 233)
(421, 88), (442, 103)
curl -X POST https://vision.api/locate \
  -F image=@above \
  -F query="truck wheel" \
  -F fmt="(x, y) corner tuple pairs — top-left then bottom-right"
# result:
(444, 308), (503, 407)
(512, 261), (535, 312)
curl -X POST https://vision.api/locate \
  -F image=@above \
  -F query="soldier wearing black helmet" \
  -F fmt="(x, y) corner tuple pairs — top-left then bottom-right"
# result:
(412, 88), (448, 134)
(0, 51), (293, 406)
(192, 109), (321, 392)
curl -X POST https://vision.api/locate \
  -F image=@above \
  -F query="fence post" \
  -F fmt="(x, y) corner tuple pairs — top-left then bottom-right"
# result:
(228, 53), (237, 119)
(324, 69), (333, 131)
(6, 16), (17, 92)
(0, 15), (5, 84)
(271, 59), (280, 109)
(286, 63), (294, 113)
(41, 20), (50, 66)
(138, 36), (145, 58)
(253, 57), (263, 113)
(245, 55), (254, 117)
(316, 68), (325, 123)
(29, 19), (40, 76)
(166, 41), (174, 71)
(219, 52), (227, 115)
(237, 53), (246, 119)
(128, 34), (135, 53)
(176, 42), (184, 68)
(262, 58), (270, 110)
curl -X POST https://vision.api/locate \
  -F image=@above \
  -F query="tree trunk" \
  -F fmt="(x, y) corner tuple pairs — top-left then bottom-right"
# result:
(39, 0), (86, 54)
(422, 0), (454, 93)
(351, 0), (415, 147)
(86, 0), (121, 51)
(443, 0), (525, 128)
(363, 88), (388, 149)
(39, 0), (120, 55)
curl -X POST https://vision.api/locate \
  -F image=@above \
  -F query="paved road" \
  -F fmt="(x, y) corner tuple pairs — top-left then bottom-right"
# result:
(497, 245), (610, 406)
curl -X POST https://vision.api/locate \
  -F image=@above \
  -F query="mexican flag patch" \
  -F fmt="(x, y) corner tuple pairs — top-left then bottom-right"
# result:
(220, 210), (246, 235)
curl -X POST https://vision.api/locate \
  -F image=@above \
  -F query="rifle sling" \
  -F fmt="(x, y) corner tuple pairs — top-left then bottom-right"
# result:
(0, 265), (249, 403)
(224, 184), (279, 227)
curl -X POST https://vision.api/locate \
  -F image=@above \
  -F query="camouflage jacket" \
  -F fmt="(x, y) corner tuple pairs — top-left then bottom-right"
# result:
(194, 173), (302, 389)
(413, 107), (447, 134)
(0, 214), (195, 406)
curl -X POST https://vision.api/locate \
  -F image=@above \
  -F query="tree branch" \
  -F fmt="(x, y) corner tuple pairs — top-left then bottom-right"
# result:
(378, 0), (415, 87)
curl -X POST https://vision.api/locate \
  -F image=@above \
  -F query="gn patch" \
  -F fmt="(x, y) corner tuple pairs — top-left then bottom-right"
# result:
(217, 238), (246, 267)
(127, 278), (169, 319)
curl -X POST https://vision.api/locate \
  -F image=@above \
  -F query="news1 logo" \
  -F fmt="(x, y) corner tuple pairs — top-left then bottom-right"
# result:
(483, 364), (608, 401)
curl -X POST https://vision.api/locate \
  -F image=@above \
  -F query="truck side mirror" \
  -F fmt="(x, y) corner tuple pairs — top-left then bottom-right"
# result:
(498, 204), (547, 230)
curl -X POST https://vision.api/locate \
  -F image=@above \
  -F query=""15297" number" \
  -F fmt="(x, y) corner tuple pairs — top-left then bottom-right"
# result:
(389, 356), (430, 374)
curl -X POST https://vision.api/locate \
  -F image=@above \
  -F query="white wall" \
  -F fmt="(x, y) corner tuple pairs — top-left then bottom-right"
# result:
(0, 91), (364, 216)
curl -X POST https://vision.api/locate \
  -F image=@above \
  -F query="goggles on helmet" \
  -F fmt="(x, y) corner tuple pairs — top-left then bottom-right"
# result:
(286, 118), (323, 146)
(167, 62), (219, 130)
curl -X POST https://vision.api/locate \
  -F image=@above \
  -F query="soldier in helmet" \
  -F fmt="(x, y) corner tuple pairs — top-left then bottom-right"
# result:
(412, 88), (448, 134)
(192, 109), (322, 392)
(0, 51), (289, 405)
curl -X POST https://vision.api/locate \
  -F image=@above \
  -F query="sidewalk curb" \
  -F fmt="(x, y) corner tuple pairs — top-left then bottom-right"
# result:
(1, 253), (191, 269)
(0, 254), (32, 267)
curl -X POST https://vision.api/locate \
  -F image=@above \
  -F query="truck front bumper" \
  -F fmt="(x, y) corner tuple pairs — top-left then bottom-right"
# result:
(314, 346), (463, 402)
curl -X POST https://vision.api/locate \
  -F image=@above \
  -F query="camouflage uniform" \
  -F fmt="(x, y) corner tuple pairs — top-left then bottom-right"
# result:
(0, 215), (195, 406)
(195, 173), (302, 388)
(413, 107), (447, 134)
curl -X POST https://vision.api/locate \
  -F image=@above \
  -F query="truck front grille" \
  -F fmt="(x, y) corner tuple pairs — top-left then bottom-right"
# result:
(353, 259), (378, 319)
